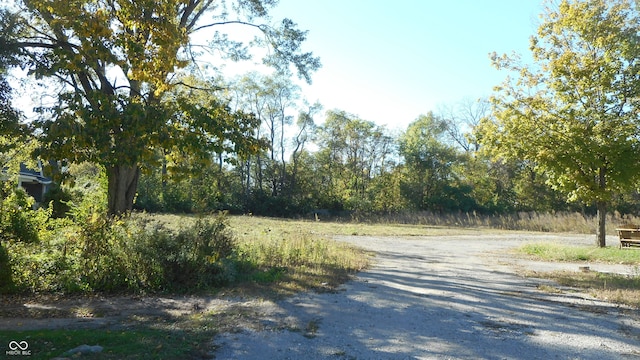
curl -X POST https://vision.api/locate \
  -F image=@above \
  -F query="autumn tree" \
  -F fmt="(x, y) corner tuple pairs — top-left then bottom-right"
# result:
(1, 0), (320, 215)
(481, 0), (640, 246)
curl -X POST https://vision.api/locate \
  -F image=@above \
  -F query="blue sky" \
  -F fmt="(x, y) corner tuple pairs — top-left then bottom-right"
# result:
(269, 0), (545, 130)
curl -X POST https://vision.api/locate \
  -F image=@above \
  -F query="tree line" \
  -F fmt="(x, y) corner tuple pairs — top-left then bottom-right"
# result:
(133, 87), (639, 219)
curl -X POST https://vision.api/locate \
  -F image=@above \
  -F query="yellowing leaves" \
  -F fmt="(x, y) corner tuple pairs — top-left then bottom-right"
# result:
(484, 0), (640, 208)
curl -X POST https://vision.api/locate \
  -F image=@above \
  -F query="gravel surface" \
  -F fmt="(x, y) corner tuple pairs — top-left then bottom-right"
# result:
(212, 234), (640, 359)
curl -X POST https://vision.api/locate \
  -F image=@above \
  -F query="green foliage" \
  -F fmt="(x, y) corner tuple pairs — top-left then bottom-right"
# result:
(135, 154), (245, 214)
(399, 113), (474, 212)
(0, 77), (22, 143)
(3, 212), (238, 294)
(42, 183), (72, 218)
(0, 241), (14, 293)
(0, 183), (51, 243)
(133, 215), (238, 291)
(482, 0), (640, 245)
(2, 0), (319, 215)
(306, 110), (395, 213)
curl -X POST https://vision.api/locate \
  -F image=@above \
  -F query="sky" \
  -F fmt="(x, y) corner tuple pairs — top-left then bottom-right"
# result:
(266, 0), (545, 131)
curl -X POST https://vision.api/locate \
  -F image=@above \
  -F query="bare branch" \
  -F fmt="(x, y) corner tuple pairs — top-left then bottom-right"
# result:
(191, 20), (263, 34)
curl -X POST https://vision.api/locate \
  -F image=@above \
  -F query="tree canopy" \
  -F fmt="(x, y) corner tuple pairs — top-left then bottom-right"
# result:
(480, 0), (640, 246)
(1, 0), (320, 215)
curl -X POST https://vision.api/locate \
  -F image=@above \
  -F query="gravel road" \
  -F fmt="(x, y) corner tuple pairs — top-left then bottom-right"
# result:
(212, 234), (640, 359)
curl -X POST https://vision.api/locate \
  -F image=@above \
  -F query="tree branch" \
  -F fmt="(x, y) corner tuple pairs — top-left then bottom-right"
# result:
(175, 81), (226, 92)
(191, 20), (264, 34)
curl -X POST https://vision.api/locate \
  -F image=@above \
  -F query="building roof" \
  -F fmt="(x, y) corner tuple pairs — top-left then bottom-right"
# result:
(17, 163), (53, 185)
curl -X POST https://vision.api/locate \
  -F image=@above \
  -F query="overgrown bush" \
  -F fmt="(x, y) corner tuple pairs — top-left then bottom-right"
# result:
(1, 162), (243, 294)
(2, 211), (239, 294)
(0, 183), (51, 243)
(124, 215), (237, 291)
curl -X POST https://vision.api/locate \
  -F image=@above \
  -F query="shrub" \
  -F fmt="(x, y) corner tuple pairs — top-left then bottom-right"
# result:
(0, 183), (51, 243)
(125, 214), (238, 291)
(0, 242), (14, 293)
(3, 211), (239, 294)
(42, 183), (73, 218)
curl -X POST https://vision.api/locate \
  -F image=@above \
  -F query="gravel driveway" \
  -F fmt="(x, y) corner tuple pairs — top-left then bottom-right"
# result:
(213, 234), (640, 359)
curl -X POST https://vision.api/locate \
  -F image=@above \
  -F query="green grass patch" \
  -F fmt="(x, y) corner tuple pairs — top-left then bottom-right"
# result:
(0, 327), (214, 360)
(519, 242), (640, 264)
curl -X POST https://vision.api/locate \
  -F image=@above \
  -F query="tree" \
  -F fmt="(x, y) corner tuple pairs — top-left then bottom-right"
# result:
(314, 110), (393, 212)
(232, 72), (300, 197)
(290, 101), (321, 200)
(0, 11), (24, 149)
(2, 0), (320, 215)
(481, 0), (640, 246)
(439, 97), (490, 153)
(399, 113), (468, 212)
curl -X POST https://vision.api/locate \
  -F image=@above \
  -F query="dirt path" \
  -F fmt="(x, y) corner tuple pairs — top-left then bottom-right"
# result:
(213, 234), (640, 359)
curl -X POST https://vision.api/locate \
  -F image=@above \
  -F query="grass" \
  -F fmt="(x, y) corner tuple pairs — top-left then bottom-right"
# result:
(0, 327), (214, 360)
(144, 212), (496, 237)
(229, 215), (492, 237)
(517, 242), (640, 308)
(228, 216), (374, 296)
(143, 210), (640, 237)
(337, 210), (640, 235)
(519, 242), (640, 264)
(529, 269), (640, 309)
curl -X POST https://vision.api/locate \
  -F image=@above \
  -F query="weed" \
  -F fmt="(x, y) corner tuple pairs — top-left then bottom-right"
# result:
(344, 210), (640, 235)
(3, 213), (239, 294)
(304, 318), (321, 339)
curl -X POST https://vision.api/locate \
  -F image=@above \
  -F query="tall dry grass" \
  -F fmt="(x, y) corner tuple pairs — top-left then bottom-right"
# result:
(351, 211), (640, 234)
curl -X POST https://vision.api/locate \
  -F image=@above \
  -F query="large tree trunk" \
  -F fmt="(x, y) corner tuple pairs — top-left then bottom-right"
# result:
(107, 165), (140, 216)
(596, 200), (607, 248)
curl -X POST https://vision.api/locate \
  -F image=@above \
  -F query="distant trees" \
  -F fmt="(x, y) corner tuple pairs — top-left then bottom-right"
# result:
(232, 72), (300, 200)
(312, 110), (395, 212)
(480, 0), (640, 247)
(399, 113), (474, 212)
